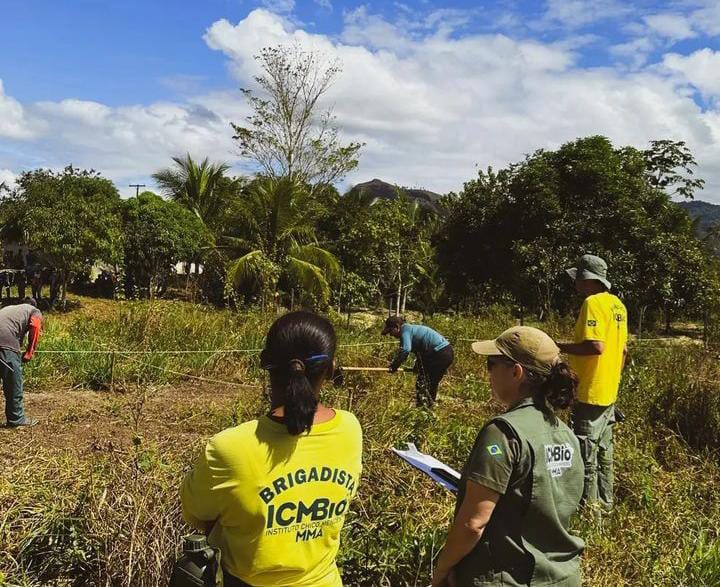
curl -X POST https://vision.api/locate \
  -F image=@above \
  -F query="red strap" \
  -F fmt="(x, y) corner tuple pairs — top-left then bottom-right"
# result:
(24, 314), (42, 360)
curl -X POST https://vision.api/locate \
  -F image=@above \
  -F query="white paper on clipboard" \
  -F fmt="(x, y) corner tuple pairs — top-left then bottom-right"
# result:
(391, 443), (461, 493)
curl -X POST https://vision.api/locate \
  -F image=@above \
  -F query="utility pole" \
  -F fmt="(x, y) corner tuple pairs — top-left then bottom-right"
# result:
(129, 183), (146, 197)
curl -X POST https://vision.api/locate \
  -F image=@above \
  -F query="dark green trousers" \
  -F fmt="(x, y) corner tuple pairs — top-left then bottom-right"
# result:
(571, 402), (616, 509)
(1, 349), (25, 426)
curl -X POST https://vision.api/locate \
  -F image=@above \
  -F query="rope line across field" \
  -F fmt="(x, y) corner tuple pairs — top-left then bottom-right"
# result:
(32, 336), (690, 356)
(115, 351), (261, 388)
(34, 340), (397, 355)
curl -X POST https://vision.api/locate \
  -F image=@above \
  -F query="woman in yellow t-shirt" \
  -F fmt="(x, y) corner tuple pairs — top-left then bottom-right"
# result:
(181, 311), (363, 587)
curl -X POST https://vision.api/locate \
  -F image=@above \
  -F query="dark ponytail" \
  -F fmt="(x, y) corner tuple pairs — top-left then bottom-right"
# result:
(537, 361), (578, 410)
(285, 358), (318, 436)
(261, 311), (336, 435)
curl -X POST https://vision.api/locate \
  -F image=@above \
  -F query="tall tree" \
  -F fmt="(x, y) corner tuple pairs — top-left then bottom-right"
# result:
(122, 192), (211, 299)
(435, 136), (710, 322)
(434, 167), (510, 309)
(644, 140), (705, 200)
(224, 176), (340, 307)
(0, 166), (123, 306)
(325, 190), (437, 312)
(231, 45), (362, 189)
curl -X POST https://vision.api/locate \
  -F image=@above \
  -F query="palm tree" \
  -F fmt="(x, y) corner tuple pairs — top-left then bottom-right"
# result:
(224, 176), (340, 307)
(152, 154), (231, 230)
(153, 154), (239, 282)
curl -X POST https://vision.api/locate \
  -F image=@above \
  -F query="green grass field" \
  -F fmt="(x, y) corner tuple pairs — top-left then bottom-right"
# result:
(1, 297), (719, 586)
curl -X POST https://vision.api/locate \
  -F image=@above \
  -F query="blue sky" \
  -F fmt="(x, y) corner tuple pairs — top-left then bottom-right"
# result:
(0, 0), (239, 105)
(1, 0), (719, 197)
(2, 0), (377, 104)
(1, 0), (714, 104)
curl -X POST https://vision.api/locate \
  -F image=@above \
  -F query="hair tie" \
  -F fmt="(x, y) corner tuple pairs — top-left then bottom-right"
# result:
(288, 358), (306, 376)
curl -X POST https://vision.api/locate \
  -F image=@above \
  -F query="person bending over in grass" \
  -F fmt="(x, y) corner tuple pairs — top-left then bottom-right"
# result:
(433, 326), (584, 587)
(181, 311), (363, 587)
(1, 297), (42, 428)
(382, 315), (454, 408)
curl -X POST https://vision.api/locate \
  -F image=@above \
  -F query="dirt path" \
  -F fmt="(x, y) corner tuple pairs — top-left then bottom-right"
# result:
(0, 384), (254, 466)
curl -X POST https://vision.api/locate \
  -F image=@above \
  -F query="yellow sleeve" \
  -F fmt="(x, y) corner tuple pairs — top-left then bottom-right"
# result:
(351, 418), (363, 498)
(577, 296), (607, 342)
(180, 437), (233, 529)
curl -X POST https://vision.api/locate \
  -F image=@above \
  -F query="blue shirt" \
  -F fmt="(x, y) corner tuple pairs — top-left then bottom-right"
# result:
(390, 324), (450, 370)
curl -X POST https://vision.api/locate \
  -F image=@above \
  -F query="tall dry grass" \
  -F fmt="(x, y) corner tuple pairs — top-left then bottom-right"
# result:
(1, 297), (719, 586)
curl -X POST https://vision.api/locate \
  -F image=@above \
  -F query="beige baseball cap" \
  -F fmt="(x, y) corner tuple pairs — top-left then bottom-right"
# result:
(471, 326), (560, 376)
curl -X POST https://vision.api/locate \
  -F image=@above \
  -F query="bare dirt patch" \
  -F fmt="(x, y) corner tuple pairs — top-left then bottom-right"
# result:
(0, 383), (257, 467)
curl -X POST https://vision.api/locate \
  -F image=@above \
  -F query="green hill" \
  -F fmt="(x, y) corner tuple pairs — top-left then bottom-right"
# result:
(678, 200), (720, 234)
(347, 178), (443, 211)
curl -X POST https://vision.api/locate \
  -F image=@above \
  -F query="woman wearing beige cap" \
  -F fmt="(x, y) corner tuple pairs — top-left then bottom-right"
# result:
(432, 326), (584, 587)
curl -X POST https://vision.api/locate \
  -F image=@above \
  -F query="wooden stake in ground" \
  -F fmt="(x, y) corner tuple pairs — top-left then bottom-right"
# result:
(109, 351), (116, 392)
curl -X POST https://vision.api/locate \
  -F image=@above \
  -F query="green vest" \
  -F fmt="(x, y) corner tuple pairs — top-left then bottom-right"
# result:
(454, 398), (585, 586)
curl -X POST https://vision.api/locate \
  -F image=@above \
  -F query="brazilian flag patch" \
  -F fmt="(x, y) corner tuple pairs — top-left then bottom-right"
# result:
(486, 444), (503, 456)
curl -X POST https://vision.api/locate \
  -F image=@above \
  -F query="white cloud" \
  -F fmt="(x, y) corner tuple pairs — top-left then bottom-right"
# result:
(420, 8), (474, 35)
(1, 8), (720, 202)
(0, 95), (240, 197)
(0, 168), (17, 190)
(204, 11), (306, 80)
(202, 9), (720, 197)
(542, 0), (632, 29)
(159, 74), (207, 94)
(606, 10), (703, 71)
(261, 0), (295, 15)
(0, 80), (33, 139)
(609, 37), (656, 69)
(339, 6), (480, 51)
(314, 0), (332, 10)
(644, 13), (696, 41)
(539, 1), (714, 74)
(663, 49), (720, 99)
(341, 6), (414, 52)
(690, 1), (720, 37)
(607, 2), (719, 70)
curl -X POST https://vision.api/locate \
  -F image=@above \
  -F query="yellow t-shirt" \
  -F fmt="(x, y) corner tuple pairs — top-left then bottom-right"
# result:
(181, 410), (363, 586)
(568, 291), (628, 406)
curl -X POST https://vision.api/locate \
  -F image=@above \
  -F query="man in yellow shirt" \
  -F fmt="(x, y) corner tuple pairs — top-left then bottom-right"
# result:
(559, 255), (627, 510)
